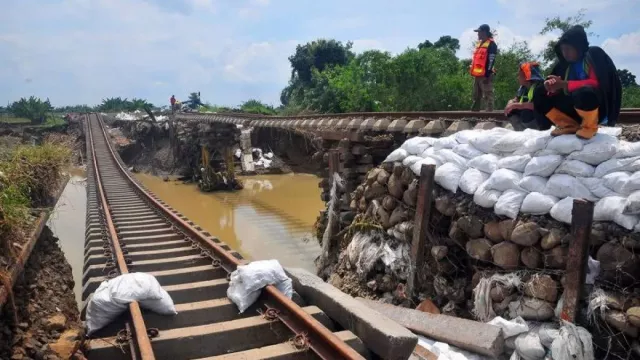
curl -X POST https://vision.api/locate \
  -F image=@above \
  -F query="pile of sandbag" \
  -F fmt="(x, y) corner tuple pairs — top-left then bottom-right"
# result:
(384, 127), (640, 231)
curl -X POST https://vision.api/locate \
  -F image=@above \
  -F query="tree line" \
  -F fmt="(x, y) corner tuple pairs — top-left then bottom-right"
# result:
(277, 11), (639, 114)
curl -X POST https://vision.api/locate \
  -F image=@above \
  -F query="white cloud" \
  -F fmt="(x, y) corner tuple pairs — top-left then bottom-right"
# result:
(222, 41), (296, 85)
(351, 39), (386, 53)
(602, 31), (640, 77)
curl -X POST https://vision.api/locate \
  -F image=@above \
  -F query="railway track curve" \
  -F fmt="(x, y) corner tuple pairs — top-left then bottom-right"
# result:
(174, 109), (640, 135)
(82, 113), (369, 360)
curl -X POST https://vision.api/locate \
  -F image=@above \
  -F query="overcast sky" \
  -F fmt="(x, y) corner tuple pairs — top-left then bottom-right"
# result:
(1, 0), (639, 107)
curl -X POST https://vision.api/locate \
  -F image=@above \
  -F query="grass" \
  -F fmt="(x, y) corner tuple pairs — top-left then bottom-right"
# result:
(0, 114), (67, 127)
(0, 136), (71, 257)
(0, 115), (31, 124)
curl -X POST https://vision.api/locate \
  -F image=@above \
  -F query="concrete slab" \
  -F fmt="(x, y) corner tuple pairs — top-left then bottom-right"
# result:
(357, 298), (504, 359)
(285, 267), (417, 360)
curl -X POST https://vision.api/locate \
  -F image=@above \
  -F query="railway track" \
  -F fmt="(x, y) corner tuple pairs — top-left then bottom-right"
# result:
(82, 113), (369, 360)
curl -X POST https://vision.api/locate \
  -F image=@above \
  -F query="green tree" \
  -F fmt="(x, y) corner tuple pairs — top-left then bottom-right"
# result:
(623, 87), (640, 107)
(434, 36), (460, 52)
(287, 39), (354, 85)
(618, 69), (638, 88)
(9, 96), (54, 124)
(239, 99), (277, 115)
(539, 10), (594, 63)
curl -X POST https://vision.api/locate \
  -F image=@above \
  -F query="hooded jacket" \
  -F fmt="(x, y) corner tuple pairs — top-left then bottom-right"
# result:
(550, 25), (622, 125)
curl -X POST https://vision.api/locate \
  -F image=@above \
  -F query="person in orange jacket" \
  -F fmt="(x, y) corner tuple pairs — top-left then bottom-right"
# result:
(470, 24), (498, 112)
(505, 62), (549, 130)
(533, 25), (621, 139)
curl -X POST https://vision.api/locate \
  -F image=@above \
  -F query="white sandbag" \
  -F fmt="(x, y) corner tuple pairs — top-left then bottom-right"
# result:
(550, 197), (575, 224)
(602, 171), (631, 194)
(470, 127), (512, 153)
(435, 149), (468, 168)
(615, 140), (640, 158)
(555, 160), (595, 177)
(402, 155), (422, 167)
(433, 136), (459, 150)
(593, 196), (622, 221)
(385, 148), (408, 162)
(455, 129), (479, 144)
(624, 190), (640, 214)
(421, 147), (445, 164)
(521, 192), (559, 215)
(537, 323), (560, 349)
(227, 260), (293, 313)
(401, 136), (434, 155)
(567, 134), (618, 165)
(598, 126), (622, 137)
(546, 135), (585, 154)
(486, 169), (524, 192)
(578, 177), (621, 198)
(524, 155), (564, 177)
(593, 196), (639, 229)
(514, 135), (552, 156)
(498, 155), (532, 172)
(492, 131), (530, 153)
(434, 163), (465, 193)
(551, 322), (595, 360)
(544, 174), (596, 200)
(620, 171), (640, 194)
(594, 156), (640, 178)
(468, 153), (500, 173)
(519, 176), (548, 193)
(474, 182), (502, 208)
(453, 143), (485, 159)
(86, 273), (176, 335)
(410, 157), (440, 175)
(515, 332), (546, 360)
(487, 316), (529, 338)
(495, 189), (527, 219)
(459, 168), (490, 195)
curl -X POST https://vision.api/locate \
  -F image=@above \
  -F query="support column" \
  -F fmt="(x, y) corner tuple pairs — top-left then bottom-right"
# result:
(239, 128), (255, 173)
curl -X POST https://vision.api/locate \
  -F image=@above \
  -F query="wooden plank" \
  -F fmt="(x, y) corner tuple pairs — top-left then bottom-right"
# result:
(407, 164), (436, 296)
(560, 199), (594, 323)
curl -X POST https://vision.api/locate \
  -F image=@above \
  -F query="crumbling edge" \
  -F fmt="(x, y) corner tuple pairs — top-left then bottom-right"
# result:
(0, 176), (70, 309)
(285, 267), (418, 360)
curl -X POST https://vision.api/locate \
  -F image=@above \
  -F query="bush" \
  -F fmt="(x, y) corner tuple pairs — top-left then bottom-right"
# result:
(0, 139), (71, 256)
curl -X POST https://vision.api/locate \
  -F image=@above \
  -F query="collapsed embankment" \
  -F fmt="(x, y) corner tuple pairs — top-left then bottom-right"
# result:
(317, 126), (640, 359)
(0, 117), (85, 360)
(106, 117), (327, 178)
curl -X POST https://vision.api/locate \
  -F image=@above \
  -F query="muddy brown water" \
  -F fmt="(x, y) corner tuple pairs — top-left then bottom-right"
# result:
(51, 171), (324, 307)
(48, 169), (88, 308)
(136, 173), (323, 271)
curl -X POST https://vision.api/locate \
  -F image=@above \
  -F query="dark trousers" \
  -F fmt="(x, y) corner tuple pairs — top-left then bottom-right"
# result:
(533, 86), (600, 124)
(508, 109), (552, 131)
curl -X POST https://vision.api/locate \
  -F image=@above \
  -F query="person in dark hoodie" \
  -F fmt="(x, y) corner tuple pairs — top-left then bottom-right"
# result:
(533, 25), (621, 139)
(505, 61), (549, 130)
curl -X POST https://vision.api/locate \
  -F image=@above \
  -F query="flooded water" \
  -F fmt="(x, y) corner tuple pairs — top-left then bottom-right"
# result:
(136, 173), (324, 272)
(48, 169), (87, 308)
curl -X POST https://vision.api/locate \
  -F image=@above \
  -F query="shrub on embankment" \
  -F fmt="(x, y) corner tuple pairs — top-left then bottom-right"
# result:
(0, 135), (71, 257)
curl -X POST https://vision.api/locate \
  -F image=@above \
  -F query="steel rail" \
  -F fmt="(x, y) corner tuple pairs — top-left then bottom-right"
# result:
(87, 113), (156, 360)
(203, 109), (640, 123)
(93, 113), (365, 360)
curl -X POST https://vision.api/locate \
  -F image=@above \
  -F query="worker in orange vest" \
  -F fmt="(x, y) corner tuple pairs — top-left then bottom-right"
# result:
(470, 24), (498, 112)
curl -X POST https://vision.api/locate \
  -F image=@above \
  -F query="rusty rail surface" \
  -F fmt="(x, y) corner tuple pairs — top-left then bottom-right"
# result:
(83, 112), (367, 360)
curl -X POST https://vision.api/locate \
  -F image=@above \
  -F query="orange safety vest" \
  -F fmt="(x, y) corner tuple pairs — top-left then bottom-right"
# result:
(470, 39), (494, 77)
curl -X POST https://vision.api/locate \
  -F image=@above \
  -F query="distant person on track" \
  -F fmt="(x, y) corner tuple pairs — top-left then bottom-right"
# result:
(170, 95), (176, 112)
(505, 62), (550, 130)
(470, 24), (498, 112)
(534, 25), (621, 139)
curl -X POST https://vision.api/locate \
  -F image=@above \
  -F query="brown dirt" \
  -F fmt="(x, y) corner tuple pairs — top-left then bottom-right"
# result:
(0, 227), (84, 360)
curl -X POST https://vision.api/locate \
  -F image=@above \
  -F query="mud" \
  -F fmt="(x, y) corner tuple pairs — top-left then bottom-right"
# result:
(0, 227), (84, 360)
